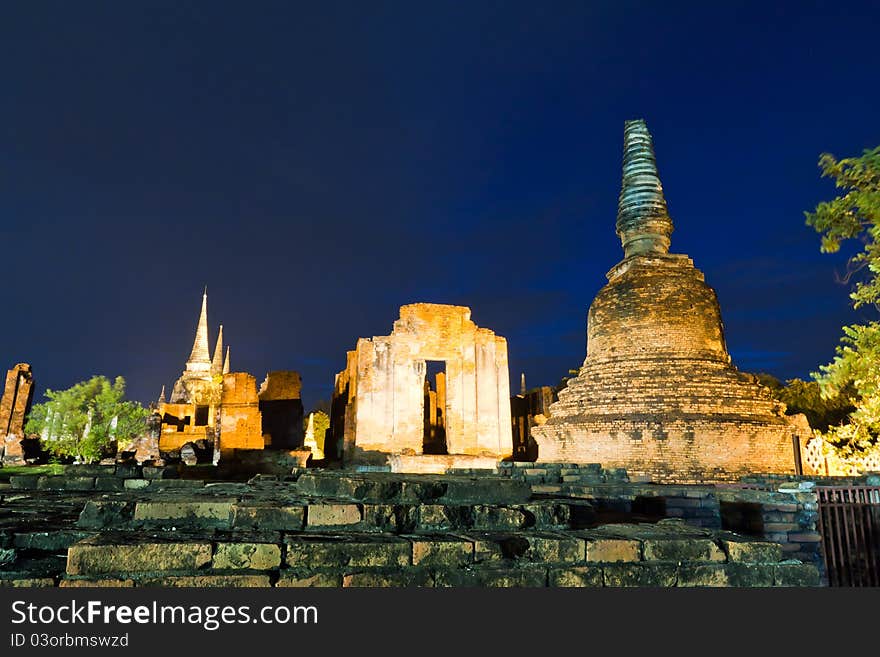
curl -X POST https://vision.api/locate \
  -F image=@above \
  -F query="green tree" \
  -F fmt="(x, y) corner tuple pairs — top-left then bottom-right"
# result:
(25, 376), (149, 463)
(806, 145), (880, 454)
(757, 374), (855, 432)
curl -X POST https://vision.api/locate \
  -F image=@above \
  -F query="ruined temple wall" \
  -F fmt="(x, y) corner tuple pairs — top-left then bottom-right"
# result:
(258, 371), (304, 449)
(219, 373), (264, 451)
(334, 304), (513, 461)
(0, 363), (35, 465)
(536, 419), (798, 483)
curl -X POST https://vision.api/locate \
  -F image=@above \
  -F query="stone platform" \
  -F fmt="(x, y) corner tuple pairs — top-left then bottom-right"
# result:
(0, 465), (819, 587)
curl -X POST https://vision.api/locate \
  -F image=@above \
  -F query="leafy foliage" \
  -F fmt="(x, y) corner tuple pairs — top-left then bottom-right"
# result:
(806, 146), (880, 454)
(24, 376), (149, 463)
(805, 147), (880, 308)
(757, 374), (855, 432)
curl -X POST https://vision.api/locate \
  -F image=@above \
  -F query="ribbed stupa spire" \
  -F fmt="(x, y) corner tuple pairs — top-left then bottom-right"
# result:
(211, 324), (224, 375)
(616, 119), (673, 257)
(185, 289), (212, 373)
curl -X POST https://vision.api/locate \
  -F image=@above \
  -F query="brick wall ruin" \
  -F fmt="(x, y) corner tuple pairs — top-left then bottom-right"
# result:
(0, 363), (35, 465)
(330, 303), (513, 469)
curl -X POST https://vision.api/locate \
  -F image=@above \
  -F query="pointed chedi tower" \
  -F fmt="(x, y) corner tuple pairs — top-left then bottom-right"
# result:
(223, 346), (230, 374)
(185, 288), (212, 376)
(169, 288), (221, 404)
(532, 119), (808, 483)
(211, 325), (224, 376)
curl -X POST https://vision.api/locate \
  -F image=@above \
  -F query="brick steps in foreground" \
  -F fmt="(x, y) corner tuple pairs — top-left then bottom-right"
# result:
(0, 470), (823, 587)
(48, 520), (819, 587)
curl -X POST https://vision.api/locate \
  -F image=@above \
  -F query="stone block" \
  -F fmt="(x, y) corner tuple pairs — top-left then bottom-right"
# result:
(720, 537), (783, 563)
(38, 476), (94, 491)
(142, 465), (178, 479)
(67, 536), (212, 575)
(491, 532), (584, 563)
(416, 505), (455, 531)
(147, 480), (205, 489)
(470, 535), (506, 563)
(342, 570), (433, 587)
(133, 501), (234, 526)
(774, 563), (820, 587)
(642, 538), (725, 563)
(77, 500), (136, 529)
(94, 477), (125, 491)
(762, 522), (800, 533)
(285, 535), (410, 568)
(213, 543), (282, 570)
(724, 563), (775, 587)
(584, 538), (641, 563)
(60, 578), (134, 588)
(434, 567), (548, 587)
(231, 505), (304, 531)
(531, 484), (563, 494)
(276, 571), (342, 587)
(306, 504), (362, 527)
(9, 475), (40, 490)
(677, 564), (730, 587)
(0, 578), (56, 587)
(123, 479), (151, 490)
(361, 504), (402, 532)
(114, 464), (142, 478)
(14, 530), (95, 552)
(549, 566), (603, 587)
(408, 536), (474, 567)
(141, 575), (272, 587)
(603, 564), (677, 587)
(471, 505), (528, 530)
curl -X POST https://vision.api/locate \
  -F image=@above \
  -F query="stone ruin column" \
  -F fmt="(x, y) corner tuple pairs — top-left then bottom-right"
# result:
(0, 363), (35, 465)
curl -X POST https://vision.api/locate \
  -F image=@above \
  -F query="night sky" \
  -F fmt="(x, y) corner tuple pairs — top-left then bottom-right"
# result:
(2, 1), (878, 410)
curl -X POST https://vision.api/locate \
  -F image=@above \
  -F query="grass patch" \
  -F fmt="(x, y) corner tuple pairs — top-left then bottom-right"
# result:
(0, 464), (65, 481)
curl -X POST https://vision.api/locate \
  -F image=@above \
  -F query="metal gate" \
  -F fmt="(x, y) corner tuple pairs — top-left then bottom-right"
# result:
(816, 486), (880, 587)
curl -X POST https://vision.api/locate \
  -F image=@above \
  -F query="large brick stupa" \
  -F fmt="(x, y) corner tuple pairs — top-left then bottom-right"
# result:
(532, 119), (807, 482)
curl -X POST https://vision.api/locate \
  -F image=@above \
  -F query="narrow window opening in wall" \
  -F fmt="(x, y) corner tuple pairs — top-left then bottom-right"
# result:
(194, 405), (209, 427)
(423, 360), (448, 454)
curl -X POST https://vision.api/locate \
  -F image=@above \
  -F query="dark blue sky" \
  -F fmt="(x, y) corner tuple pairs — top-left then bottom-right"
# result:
(2, 1), (878, 409)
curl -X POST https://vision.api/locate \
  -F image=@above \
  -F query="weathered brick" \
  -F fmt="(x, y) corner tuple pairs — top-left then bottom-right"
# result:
(774, 563), (820, 587)
(642, 538), (725, 563)
(284, 536), (410, 568)
(306, 504), (362, 527)
(67, 538), (212, 575)
(134, 501), (233, 525)
(141, 575), (271, 587)
(677, 564), (730, 587)
(720, 538), (783, 563)
(276, 571), (342, 587)
(549, 566), (603, 587)
(409, 536), (473, 567)
(60, 578), (134, 588)
(213, 543), (282, 570)
(724, 564), (775, 587)
(0, 578), (56, 587)
(584, 538), (641, 563)
(342, 570), (433, 587)
(603, 563), (677, 587)
(231, 505), (304, 531)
